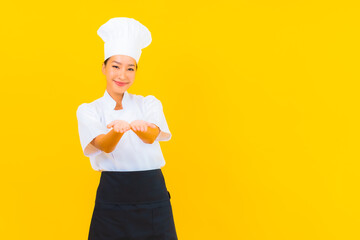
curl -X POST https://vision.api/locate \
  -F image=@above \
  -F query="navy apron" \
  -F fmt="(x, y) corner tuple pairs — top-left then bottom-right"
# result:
(88, 168), (178, 240)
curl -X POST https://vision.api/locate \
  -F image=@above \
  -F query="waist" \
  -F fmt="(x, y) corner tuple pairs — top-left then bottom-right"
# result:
(95, 168), (169, 204)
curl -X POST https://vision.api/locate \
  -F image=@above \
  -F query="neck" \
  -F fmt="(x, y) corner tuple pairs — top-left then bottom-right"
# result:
(107, 89), (125, 105)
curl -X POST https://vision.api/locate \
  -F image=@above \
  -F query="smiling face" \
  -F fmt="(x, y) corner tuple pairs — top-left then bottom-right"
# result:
(102, 55), (137, 96)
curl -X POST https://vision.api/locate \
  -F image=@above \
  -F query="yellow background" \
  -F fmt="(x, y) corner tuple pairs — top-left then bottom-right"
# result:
(1, 1), (359, 239)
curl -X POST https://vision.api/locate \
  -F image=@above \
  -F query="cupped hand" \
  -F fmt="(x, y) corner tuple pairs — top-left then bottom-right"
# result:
(130, 120), (157, 132)
(107, 120), (131, 133)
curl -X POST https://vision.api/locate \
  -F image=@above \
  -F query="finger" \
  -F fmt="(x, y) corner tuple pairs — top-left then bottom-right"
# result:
(146, 122), (156, 128)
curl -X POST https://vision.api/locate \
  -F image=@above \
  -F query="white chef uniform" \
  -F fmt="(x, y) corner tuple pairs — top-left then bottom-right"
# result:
(76, 89), (172, 172)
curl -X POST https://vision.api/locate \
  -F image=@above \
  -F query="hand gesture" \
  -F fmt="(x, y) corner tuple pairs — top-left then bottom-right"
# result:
(107, 120), (131, 133)
(130, 120), (157, 132)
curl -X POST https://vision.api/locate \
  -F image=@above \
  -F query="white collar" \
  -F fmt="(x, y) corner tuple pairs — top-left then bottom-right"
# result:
(102, 89), (130, 110)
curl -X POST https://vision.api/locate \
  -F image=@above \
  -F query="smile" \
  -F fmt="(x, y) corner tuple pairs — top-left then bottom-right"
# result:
(114, 80), (128, 86)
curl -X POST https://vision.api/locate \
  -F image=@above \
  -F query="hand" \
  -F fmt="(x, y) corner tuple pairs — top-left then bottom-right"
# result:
(130, 120), (157, 132)
(107, 120), (131, 133)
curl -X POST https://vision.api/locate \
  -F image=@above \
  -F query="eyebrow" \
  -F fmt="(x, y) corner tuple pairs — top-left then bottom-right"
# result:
(111, 61), (136, 67)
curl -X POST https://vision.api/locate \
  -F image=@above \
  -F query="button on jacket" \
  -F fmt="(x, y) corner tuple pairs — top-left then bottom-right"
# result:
(76, 89), (172, 171)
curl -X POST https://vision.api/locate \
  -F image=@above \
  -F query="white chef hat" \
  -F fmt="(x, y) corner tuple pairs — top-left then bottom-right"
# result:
(97, 17), (152, 64)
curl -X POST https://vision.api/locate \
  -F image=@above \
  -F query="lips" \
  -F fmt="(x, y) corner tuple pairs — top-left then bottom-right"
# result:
(114, 80), (128, 86)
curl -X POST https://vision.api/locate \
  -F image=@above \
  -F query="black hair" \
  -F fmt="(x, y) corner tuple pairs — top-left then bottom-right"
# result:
(104, 57), (138, 70)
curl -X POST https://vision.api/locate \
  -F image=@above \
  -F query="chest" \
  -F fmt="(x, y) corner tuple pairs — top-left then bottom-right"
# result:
(101, 105), (144, 126)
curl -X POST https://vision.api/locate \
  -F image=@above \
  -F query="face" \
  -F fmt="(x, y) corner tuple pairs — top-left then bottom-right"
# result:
(102, 55), (137, 96)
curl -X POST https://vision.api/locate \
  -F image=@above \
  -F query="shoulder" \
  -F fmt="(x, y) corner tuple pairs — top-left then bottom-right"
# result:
(128, 92), (159, 101)
(143, 94), (162, 105)
(76, 99), (102, 117)
(128, 92), (162, 107)
(143, 95), (164, 112)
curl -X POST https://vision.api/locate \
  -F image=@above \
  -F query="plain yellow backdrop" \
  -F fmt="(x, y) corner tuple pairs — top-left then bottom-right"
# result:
(1, 0), (359, 239)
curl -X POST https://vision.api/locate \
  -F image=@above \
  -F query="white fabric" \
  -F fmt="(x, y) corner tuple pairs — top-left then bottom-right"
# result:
(76, 89), (172, 172)
(97, 17), (152, 63)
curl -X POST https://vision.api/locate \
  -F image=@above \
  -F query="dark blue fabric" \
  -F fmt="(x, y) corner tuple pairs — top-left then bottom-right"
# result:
(88, 169), (178, 240)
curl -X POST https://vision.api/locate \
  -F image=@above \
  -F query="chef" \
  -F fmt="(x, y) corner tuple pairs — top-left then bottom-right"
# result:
(76, 17), (178, 240)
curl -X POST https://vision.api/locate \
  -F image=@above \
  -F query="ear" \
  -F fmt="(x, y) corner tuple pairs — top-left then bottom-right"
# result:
(101, 63), (106, 75)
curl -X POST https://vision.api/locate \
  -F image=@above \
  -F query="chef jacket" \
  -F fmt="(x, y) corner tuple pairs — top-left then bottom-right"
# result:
(76, 89), (172, 171)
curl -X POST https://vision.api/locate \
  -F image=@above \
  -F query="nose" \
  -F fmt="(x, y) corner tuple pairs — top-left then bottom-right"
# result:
(118, 68), (126, 79)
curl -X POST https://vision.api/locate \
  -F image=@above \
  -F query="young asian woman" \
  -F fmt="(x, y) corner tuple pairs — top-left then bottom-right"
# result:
(76, 17), (178, 240)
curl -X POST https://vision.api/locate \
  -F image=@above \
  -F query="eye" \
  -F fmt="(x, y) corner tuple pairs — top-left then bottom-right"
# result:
(128, 68), (134, 71)
(112, 66), (119, 69)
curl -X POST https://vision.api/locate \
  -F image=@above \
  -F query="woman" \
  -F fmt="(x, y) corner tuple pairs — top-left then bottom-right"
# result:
(76, 17), (178, 240)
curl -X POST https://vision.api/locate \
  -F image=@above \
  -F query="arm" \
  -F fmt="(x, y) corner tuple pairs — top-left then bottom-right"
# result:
(156, 131), (171, 141)
(142, 95), (172, 142)
(90, 128), (126, 153)
(132, 124), (161, 144)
